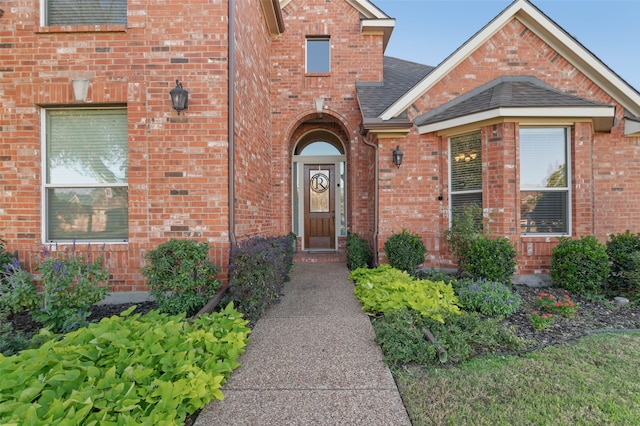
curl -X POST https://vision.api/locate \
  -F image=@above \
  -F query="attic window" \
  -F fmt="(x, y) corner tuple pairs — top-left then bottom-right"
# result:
(306, 37), (330, 73)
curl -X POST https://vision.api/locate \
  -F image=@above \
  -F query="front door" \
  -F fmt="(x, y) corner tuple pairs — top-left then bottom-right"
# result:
(304, 164), (335, 249)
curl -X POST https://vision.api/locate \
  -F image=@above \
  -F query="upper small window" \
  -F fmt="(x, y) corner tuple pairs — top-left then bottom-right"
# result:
(306, 37), (330, 73)
(45, 0), (127, 26)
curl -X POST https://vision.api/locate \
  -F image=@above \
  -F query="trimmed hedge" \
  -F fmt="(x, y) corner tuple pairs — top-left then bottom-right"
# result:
(384, 229), (426, 273)
(551, 236), (609, 295)
(346, 233), (373, 270)
(224, 234), (295, 323)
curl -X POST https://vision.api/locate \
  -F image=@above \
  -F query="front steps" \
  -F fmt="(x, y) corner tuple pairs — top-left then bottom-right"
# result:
(293, 250), (346, 263)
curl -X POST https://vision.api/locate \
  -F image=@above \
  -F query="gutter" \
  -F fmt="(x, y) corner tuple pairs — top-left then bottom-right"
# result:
(361, 133), (379, 265)
(228, 0), (237, 250)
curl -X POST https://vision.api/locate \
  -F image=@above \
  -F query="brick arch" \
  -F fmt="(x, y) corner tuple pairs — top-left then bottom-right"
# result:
(285, 109), (355, 161)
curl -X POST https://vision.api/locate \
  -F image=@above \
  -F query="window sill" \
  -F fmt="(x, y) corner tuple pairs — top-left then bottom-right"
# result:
(305, 72), (331, 77)
(36, 24), (127, 34)
(520, 234), (570, 241)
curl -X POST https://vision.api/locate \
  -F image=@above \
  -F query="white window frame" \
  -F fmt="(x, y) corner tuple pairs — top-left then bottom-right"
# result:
(519, 127), (571, 236)
(41, 0), (127, 27)
(41, 107), (129, 243)
(305, 37), (331, 73)
(448, 131), (483, 225)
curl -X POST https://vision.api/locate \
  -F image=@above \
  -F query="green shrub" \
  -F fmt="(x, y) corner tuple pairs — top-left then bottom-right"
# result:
(413, 268), (456, 284)
(622, 251), (640, 301)
(384, 229), (426, 273)
(0, 303), (250, 425)
(142, 239), (219, 316)
(346, 233), (373, 270)
(444, 204), (484, 273)
(0, 309), (32, 356)
(31, 244), (110, 333)
(551, 236), (610, 295)
(0, 258), (39, 314)
(350, 264), (460, 323)
(371, 309), (523, 367)
(606, 231), (640, 294)
(454, 278), (521, 317)
(465, 237), (517, 283)
(224, 234), (295, 323)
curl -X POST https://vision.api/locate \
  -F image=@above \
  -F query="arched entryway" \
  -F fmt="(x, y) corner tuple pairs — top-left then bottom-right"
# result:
(292, 130), (346, 251)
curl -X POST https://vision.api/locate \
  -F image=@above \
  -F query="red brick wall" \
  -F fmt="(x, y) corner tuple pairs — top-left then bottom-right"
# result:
(269, 0), (384, 245)
(232, 0), (276, 240)
(0, 0), (232, 291)
(378, 18), (640, 275)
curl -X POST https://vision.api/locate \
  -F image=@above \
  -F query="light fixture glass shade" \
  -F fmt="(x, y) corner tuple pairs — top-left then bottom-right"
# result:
(170, 80), (188, 114)
(393, 145), (404, 168)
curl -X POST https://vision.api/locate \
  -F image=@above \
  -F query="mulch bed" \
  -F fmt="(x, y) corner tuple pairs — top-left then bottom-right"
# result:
(7, 301), (159, 336)
(5, 287), (640, 426)
(502, 286), (640, 350)
(9, 287), (640, 349)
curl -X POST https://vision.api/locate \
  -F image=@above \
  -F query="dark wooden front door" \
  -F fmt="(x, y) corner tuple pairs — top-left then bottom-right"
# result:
(304, 164), (335, 249)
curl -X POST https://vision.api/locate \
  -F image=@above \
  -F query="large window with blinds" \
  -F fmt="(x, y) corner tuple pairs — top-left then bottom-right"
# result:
(520, 127), (570, 235)
(44, 0), (127, 26)
(44, 109), (128, 242)
(450, 132), (483, 225)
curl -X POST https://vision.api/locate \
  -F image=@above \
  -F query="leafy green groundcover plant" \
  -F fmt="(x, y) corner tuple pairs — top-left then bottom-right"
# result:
(454, 278), (521, 317)
(0, 303), (250, 425)
(372, 309), (523, 366)
(350, 264), (460, 323)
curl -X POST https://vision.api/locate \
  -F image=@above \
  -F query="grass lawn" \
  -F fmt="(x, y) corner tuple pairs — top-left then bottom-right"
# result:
(395, 332), (640, 425)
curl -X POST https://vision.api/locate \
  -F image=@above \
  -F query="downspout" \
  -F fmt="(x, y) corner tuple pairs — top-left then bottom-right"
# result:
(362, 133), (379, 265)
(228, 0), (237, 249)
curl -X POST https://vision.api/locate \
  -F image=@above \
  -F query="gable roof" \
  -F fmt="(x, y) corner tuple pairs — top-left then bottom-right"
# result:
(280, 0), (395, 49)
(379, 0), (640, 124)
(357, 56), (434, 118)
(415, 76), (616, 134)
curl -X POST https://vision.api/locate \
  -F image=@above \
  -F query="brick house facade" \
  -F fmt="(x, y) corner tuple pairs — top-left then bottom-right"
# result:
(1, 0), (639, 296)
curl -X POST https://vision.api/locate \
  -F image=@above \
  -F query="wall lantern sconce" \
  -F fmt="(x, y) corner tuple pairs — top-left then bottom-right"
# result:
(71, 78), (90, 103)
(392, 145), (404, 168)
(170, 80), (188, 114)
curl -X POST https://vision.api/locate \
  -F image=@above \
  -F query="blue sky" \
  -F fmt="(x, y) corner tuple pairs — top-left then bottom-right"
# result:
(375, 0), (640, 91)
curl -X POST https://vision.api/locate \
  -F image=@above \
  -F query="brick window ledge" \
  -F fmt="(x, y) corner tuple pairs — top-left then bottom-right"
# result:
(36, 25), (127, 34)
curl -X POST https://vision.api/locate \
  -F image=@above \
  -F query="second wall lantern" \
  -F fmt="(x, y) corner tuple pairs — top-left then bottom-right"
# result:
(170, 80), (188, 114)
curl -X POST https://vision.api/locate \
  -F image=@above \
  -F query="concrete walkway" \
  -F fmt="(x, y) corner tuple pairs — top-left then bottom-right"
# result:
(195, 263), (411, 425)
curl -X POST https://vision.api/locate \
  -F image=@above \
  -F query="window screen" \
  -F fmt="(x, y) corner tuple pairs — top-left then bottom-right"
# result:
(46, 0), (127, 26)
(45, 109), (128, 241)
(520, 128), (569, 234)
